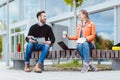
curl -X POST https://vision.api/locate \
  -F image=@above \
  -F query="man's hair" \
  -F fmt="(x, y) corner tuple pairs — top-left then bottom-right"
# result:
(36, 11), (45, 18)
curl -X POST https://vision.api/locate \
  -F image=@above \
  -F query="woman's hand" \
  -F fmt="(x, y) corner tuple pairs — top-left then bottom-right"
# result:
(66, 34), (68, 38)
(65, 34), (70, 40)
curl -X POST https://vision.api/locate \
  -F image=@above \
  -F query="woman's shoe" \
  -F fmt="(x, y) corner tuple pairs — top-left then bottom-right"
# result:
(89, 63), (97, 72)
(81, 63), (89, 73)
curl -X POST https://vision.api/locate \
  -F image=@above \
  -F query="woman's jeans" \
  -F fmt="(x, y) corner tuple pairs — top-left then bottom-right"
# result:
(77, 42), (94, 62)
(25, 42), (50, 64)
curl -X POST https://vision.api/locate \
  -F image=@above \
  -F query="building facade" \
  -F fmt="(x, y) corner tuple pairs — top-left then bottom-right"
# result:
(0, 0), (120, 64)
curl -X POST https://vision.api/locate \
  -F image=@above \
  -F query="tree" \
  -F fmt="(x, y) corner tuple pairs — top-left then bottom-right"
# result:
(95, 35), (114, 49)
(64, 0), (85, 8)
(64, 0), (87, 27)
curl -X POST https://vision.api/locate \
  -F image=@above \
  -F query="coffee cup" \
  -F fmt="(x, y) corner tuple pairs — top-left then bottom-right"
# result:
(63, 31), (67, 38)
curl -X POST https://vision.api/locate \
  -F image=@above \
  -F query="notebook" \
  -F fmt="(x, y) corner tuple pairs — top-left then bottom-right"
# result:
(35, 37), (45, 44)
(30, 37), (45, 44)
(58, 41), (75, 50)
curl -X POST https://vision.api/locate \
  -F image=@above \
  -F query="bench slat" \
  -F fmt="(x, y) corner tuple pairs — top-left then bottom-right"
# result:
(11, 50), (120, 61)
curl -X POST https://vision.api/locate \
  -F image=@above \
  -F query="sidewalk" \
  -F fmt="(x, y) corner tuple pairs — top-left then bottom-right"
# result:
(0, 62), (120, 80)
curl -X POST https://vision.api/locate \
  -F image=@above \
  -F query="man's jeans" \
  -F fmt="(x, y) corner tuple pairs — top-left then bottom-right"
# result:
(77, 42), (94, 62)
(25, 42), (50, 64)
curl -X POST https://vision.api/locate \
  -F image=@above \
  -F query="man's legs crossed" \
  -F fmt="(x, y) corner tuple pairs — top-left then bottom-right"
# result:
(38, 44), (50, 64)
(33, 44), (50, 73)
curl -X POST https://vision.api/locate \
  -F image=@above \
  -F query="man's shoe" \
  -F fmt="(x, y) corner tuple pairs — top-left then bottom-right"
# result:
(24, 63), (31, 72)
(33, 63), (42, 73)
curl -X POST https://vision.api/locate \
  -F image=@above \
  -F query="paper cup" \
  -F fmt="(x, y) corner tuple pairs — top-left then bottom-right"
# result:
(63, 31), (67, 38)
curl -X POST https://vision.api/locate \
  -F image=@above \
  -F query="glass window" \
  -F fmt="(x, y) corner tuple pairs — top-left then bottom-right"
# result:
(0, 5), (7, 32)
(0, 0), (6, 3)
(90, 9), (114, 49)
(0, 7), (4, 32)
(11, 29), (26, 52)
(23, 0), (41, 20)
(90, 9), (114, 40)
(9, 0), (19, 23)
(78, 0), (106, 9)
(46, 0), (68, 18)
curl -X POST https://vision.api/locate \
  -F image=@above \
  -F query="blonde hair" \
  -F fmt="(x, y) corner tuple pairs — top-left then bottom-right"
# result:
(80, 9), (89, 19)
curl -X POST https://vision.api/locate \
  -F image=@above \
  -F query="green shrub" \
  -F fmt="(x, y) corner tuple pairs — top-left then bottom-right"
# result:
(54, 59), (82, 69)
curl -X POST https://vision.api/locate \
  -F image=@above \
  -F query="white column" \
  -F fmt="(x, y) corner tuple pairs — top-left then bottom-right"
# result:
(2, 35), (7, 61)
(19, 0), (24, 20)
(73, 0), (77, 30)
(43, 0), (46, 11)
(114, 6), (117, 44)
(67, 5), (76, 48)
(6, 0), (10, 66)
(40, 0), (46, 11)
(114, 6), (120, 44)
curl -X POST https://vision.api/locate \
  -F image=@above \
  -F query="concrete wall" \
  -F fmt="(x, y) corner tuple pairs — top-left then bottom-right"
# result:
(52, 24), (68, 50)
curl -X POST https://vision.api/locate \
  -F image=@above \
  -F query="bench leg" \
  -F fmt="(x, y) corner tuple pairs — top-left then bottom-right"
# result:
(52, 59), (55, 65)
(13, 60), (25, 70)
(42, 63), (44, 70)
(112, 59), (120, 70)
(57, 58), (60, 64)
(30, 59), (37, 66)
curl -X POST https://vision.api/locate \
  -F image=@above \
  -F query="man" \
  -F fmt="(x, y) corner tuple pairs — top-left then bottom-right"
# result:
(24, 11), (55, 73)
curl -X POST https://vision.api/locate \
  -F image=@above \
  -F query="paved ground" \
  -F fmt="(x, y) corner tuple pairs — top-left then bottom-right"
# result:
(0, 62), (120, 80)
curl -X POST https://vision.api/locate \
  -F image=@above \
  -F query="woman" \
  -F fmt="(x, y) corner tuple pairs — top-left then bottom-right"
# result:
(66, 9), (97, 72)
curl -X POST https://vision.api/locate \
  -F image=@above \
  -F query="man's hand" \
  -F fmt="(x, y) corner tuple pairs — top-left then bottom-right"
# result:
(28, 36), (36, 43)
(29, 38), (36, 43)
(44, 41), (51, 45)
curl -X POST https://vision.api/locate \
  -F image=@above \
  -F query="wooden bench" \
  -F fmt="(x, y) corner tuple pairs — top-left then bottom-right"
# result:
(11, 49), (120, 70)
(11, 51), (57, 70)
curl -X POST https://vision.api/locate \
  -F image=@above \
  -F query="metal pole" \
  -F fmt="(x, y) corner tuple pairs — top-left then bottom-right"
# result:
(19, 0), (24, 20)
(74, 0), (77, 28)
(114, 6), (117, 45)
(43, 0), (46, 11)
(40, 0), (46, 11)
(6, 0), (9, 66)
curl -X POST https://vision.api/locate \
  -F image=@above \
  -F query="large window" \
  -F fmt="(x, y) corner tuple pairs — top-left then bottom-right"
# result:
(11, 25), (27, 52)
(23, 0), (41, 20)
(90, 9), (114, 49)
(9, 0), (19, 23)
(90, 9), (114, 40)
(78, 0), (106, 9)
(0, 5), (7, 32)
(0, 0), (6, 3)
(46, 0), (68, 18)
